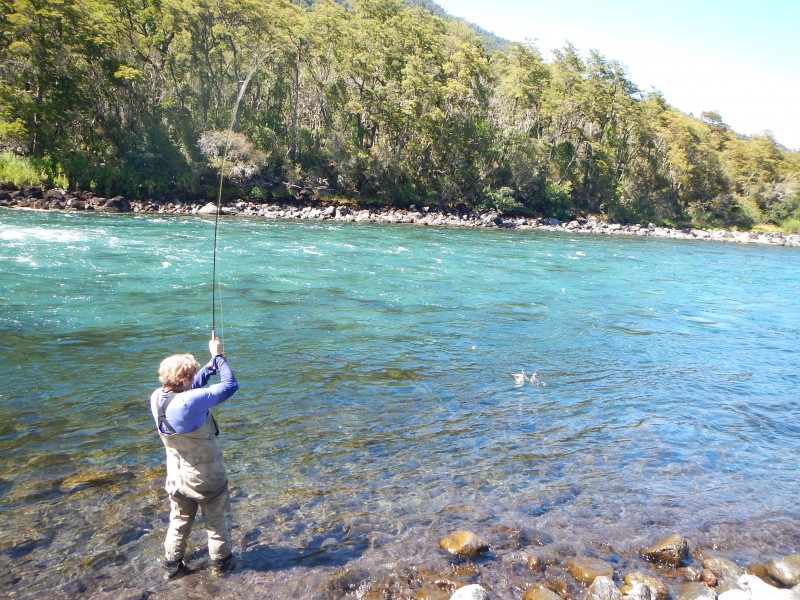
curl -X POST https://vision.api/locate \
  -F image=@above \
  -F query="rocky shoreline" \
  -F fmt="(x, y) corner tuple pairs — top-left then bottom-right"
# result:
(11, 465), (800, 600)
(2, 186), (799, 248)
(435, 530), (800, 599)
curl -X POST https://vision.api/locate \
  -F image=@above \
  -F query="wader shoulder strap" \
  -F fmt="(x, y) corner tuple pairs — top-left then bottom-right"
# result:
(210, 412), (220, 437)
(157, 391), (178, 435)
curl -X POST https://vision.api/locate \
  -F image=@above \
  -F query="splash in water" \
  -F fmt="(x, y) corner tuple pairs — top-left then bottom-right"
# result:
(511, 370), (542, 386)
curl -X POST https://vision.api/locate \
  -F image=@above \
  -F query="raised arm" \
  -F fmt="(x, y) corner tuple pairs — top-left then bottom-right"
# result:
(183, 333), (239, 411)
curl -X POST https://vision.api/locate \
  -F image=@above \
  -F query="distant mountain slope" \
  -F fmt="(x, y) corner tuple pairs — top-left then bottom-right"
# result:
(408, 0), (512, 51)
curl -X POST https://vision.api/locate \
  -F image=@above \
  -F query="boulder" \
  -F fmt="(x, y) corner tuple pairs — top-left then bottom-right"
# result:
(622, 583), (651, 600)
(449, 584), (489, 600)
(716, 591), (747, 600)
(438, 531), (489, 559)
(621, 573), (668, 600)
(583, 576), (622, 600)
(566, 556), (615, 585)
(44, 188), (65, 202)
(766, 556), (800, 587)
(702, 557), (744, 594)
(641, 534), (690, 567)
(198, 201), (220, 215)
(736, 573), (797, 599)
(479, 210), (500, 225)
(96, 195), (131, 212)
(65, 198), (86, 210)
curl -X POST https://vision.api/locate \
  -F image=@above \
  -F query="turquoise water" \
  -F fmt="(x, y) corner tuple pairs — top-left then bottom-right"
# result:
(1, 208), (799, 598)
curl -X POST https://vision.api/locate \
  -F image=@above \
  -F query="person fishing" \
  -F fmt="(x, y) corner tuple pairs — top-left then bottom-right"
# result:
(150, 332), (239, 578)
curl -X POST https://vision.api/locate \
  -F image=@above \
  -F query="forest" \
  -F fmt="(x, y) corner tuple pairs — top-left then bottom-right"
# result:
(1, 0), (799, 230)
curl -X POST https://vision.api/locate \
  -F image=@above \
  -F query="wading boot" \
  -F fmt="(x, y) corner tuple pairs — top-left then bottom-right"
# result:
(210, 554), (234, 576)
(162, 558), (189, 580)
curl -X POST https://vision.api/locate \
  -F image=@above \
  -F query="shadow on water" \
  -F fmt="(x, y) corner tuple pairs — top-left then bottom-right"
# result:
(239, 535), (369, 573)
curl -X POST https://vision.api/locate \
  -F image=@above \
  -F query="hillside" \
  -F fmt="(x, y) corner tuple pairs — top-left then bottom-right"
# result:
(0, 0), (798, 231)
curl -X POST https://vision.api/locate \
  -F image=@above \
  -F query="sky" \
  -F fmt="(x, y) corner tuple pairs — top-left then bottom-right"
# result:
(433, 0), (800, 150)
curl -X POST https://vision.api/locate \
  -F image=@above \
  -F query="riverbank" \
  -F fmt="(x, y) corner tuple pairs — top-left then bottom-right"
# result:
(5, 464), (800, 600)
(2, 186), (799, 247)
(4, 462), (800, 600)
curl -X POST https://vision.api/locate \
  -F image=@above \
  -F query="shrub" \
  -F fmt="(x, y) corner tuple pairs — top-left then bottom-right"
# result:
(478, 186), (521, 214)
(781, 218), (800, 234)
(540, 181), (573, 220)
(198, 130), (266, 183)
(687, 195), (754, 230)
(0, 151), (42, 186)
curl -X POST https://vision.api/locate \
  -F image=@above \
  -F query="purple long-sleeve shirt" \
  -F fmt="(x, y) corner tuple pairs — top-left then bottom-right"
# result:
(150, 354), (239, 434)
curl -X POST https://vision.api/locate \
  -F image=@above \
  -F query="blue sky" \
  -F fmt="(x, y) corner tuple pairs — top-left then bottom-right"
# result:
(433, 0), (800, 150)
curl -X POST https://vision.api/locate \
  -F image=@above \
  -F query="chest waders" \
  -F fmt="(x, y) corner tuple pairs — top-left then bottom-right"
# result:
(157, 391), (233, 563)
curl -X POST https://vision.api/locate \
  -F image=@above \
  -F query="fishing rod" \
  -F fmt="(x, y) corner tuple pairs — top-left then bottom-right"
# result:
(210, 51), (273, 346)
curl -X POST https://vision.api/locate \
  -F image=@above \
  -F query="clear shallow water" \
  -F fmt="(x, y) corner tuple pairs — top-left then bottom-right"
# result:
(1, 208), (799, 598)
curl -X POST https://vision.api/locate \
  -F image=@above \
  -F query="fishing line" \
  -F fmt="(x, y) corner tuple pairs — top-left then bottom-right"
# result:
(211, 132), (230, 344)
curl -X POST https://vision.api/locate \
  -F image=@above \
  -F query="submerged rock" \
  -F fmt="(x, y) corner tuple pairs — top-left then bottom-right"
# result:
(641, 534), (690, 567)
(678, 566), (704, 582)
(527, 549), (560, 572)
(676, 582), (717, 600)
(438, 531), (489, 559)
(566, 556), (615, 585)
(523, 586), (562, 600)
(415, 584), (455, 599)
(415, 573), (461, 600)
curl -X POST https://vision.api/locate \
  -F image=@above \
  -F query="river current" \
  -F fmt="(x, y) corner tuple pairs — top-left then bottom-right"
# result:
(1, 208), (799, 598)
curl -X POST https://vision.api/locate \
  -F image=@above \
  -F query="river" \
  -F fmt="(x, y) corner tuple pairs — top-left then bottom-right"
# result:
(1, 208), (799, 598)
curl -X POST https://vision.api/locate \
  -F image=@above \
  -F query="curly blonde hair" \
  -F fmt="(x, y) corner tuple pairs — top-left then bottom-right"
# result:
(158, 353), (201, 390)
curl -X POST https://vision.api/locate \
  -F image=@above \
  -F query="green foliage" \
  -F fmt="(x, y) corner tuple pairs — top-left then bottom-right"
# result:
(540, 181), (573, 221)
(766, 190), (800, 224)
(0, 0), (795, 227)
(0, 151), (43, 186)
(686, 195), (755, 230)
(478, 186), (520, 214)
(0, 118), (28, 153)
(781, 218), (800, 234)
(248, 185), (269, 201)
(198, 130), (266, 183)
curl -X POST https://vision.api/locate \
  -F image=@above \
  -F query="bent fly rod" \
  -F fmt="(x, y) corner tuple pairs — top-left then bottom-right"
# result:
(210, 50), (273, 347)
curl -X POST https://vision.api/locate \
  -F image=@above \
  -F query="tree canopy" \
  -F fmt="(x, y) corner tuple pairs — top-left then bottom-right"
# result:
(1, 0), (798, 230)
